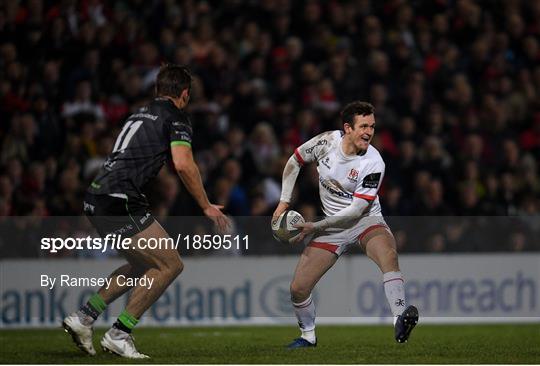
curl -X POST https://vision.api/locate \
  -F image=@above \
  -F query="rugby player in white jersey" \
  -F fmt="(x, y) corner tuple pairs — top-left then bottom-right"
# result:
(273, 101), (418, 348)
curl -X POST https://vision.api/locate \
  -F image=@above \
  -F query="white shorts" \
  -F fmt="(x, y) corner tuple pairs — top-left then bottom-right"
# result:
(308, 215), (389, 256)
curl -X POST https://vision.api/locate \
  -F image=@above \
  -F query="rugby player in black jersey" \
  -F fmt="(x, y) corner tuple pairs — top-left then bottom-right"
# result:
(62, 65), (230, 359)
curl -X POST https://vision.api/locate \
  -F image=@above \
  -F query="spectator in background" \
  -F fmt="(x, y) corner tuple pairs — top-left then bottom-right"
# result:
(61, 80), (104, 121)
(1, 0), (539, 257)
(248, 122), (281, 176)
(221, 159), (250, 216)
(1, 114), (37, 164)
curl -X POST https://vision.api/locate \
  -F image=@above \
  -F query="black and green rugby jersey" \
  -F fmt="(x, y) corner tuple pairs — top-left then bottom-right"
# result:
(88, 97), (192, 197)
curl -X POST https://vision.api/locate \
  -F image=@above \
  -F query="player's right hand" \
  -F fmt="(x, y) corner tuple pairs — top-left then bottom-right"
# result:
(272, 201), (289, 224)
(291, 222), (315, 244)
(204, 204), (231, 233)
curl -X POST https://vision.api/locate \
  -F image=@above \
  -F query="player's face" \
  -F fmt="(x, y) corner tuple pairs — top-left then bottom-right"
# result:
(345, 114), (375, 152)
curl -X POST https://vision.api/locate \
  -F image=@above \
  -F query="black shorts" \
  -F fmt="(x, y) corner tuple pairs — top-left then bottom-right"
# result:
(83, 192), (155, 238)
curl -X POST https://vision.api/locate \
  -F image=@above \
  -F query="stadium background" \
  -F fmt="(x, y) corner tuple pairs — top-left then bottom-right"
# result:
(0, 1), (539, 363)
(1, 0), (540, 258)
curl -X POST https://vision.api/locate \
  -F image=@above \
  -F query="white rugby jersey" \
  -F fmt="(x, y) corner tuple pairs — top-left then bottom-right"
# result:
(294, 130), (385, 217)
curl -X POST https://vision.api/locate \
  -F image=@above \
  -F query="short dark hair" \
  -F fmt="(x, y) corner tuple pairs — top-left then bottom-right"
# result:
(155, 64), (192, 98)
(341, 101), (375, 127)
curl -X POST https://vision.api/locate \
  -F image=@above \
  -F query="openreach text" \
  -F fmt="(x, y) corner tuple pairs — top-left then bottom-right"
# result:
(357, 271), (536, 317)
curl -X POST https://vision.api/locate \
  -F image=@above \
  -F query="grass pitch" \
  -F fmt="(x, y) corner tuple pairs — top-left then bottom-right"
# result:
(0, 324), (538, 364)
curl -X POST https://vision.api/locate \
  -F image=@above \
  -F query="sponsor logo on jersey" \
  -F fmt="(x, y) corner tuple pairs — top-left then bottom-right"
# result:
(319, 178), (353, 199)
(362, 173), (381, 188)
(347, 168), (359, 183)
(305, 139), (327, 154)
(175, 131), (192, 143)
(172, 122), (193, 136)
(103, 158), (116, 170)
(113, 224), (134, 236)
(321, 156), (331, 169)
(83, 201), (95, 214)
(130, 112), (158, 120)
(139, 212), (151, 225)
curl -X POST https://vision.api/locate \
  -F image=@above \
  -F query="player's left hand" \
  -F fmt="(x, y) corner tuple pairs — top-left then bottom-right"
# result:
(204, 204), (232, 234)
(291, 222), (315, 243)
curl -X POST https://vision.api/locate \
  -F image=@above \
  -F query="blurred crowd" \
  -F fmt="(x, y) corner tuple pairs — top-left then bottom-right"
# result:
(1, 0), (539, 256)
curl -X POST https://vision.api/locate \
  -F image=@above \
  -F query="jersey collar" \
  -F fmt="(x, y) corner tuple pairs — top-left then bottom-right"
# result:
(155, 97), (181, 111)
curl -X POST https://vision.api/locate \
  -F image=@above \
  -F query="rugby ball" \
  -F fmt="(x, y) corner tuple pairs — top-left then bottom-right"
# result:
(271, 210), (305, 244)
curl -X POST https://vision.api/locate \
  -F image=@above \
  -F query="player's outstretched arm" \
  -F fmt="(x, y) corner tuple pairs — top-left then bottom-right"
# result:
(172, 145), (230, 232)
(292, 197), (370, 243)
(312, 197), (369, 230)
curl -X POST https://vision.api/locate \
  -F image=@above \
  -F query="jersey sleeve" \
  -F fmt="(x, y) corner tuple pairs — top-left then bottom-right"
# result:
(169, 114), (193, 148)
(353, 159), (385, 201)
(293, 131), (333, 165)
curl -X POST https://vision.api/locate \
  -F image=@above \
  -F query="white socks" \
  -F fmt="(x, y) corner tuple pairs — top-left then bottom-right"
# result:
(292, 294), (316, 344)
(290, 273), (405, 342)
(383, 271), (406, 320)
